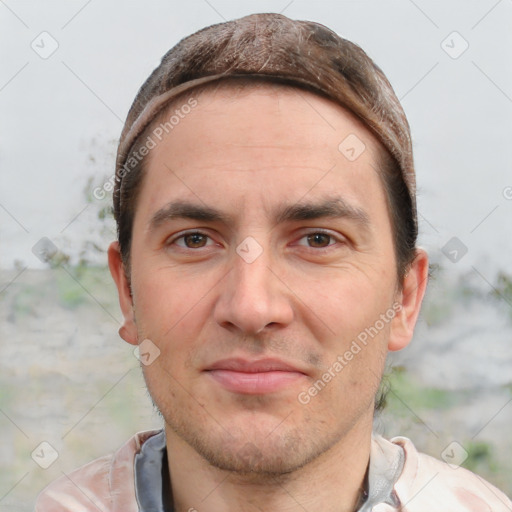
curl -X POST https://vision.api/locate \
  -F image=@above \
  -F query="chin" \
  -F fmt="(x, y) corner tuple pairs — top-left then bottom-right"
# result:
(164, 405), (345, 477)
(184, 429), (318, 476)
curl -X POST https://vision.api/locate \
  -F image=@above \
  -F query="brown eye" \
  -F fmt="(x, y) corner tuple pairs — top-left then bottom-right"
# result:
(183, 233), (208, 248)
(306, 233), (333, 248)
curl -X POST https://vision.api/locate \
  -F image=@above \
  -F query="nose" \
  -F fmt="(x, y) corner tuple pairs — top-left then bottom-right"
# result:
(213, 244), (294, 335)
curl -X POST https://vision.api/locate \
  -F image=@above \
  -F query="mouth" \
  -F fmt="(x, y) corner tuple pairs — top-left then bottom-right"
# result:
(203, 358), (308, 395)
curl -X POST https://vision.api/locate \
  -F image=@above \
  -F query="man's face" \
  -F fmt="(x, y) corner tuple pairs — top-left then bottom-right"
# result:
(111, 84), (422, 474)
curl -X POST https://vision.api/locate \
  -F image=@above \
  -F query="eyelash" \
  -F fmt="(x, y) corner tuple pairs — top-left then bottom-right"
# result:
(294, 230), (343, 249)
(167, 229), (345, 251)
(168, 230), (217, 249)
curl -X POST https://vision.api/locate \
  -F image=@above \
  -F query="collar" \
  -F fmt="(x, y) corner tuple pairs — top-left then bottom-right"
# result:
(134, 431), (404, 512)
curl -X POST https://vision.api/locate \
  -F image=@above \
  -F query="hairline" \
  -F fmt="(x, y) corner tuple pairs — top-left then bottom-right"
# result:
(121, 78), (411, 284)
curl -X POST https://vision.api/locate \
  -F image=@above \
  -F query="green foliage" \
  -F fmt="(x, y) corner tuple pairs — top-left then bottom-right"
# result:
(503, 382), (512, 397)
(421, 296), (453, 327)
(420, 266), (455, 327)
(420, 265), (483, 327)
(463, 440), (498, 475)
(55, 265), (114, 309)
(7, 278), (51, 320)
(383, 367), (459, 415)
(11, 284), (40, 316)
(494, 272), (512, 298)
(56, 271), (86, 309)
(491, 272), (512, 318)
(0, 382), (14, 410)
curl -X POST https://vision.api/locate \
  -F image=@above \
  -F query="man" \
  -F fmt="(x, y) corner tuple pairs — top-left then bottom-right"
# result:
(35, 13), (511, 512)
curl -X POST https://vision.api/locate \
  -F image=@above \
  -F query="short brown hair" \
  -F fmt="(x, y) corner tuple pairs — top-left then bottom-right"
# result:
(114, 13), (417, 279)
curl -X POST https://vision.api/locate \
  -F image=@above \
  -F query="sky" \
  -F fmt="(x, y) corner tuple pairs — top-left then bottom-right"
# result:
(1, 0), (512, 282)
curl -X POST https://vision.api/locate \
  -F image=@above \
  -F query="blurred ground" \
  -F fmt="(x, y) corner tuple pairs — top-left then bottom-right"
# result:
(0, 265), (511, 511)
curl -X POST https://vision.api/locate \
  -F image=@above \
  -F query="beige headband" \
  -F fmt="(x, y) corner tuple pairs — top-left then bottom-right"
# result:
(115, 72), (328, 184)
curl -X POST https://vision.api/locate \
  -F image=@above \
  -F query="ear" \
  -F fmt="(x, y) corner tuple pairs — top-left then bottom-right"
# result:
(388, 248), (429, 352)
(108, 241), (138, 346)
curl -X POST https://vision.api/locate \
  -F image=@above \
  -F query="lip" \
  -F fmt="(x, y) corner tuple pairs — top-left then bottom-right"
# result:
(204, 358), (307, 395)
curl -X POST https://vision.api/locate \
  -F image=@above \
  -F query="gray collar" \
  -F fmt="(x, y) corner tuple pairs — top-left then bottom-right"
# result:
(134, 431), (404, 512)
(359, 434), (404, 510)
(134, 430), (170, 512)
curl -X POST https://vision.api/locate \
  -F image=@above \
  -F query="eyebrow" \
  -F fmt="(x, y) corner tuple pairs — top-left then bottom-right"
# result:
(148, 201), (231, 232)
(148, 197), (370, 233)
(274, 197), (370, 227)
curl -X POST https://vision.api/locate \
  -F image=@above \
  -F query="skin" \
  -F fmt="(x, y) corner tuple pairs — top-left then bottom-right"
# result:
(109, 83), (429, 512)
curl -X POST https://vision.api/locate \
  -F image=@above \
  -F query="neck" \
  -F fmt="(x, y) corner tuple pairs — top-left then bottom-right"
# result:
(165, 418), (373, 512)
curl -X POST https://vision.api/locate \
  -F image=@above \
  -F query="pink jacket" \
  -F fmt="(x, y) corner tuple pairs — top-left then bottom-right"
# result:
(35, 430), (512, 511)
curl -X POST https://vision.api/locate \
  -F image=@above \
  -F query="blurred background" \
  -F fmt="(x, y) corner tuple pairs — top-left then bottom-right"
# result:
(1, 1), (511, 510)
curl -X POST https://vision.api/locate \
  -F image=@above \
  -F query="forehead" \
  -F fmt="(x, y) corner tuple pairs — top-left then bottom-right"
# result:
(136, 82), (389, 226)
(150, 79), (383, 160)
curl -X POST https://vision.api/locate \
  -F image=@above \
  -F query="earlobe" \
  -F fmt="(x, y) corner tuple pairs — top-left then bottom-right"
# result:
(108, 241), (138, 346)
(388, 248), (429, 352)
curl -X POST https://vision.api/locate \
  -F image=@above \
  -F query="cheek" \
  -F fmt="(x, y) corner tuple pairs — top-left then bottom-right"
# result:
(301, 271), (396, 338)
(131, 268), (213, 353)
(299, 271), (396, 397)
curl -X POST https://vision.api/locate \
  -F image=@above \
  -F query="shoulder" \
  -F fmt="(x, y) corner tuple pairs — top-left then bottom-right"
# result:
(390, 436), (512, 512)
(34, 430), (161, 512)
